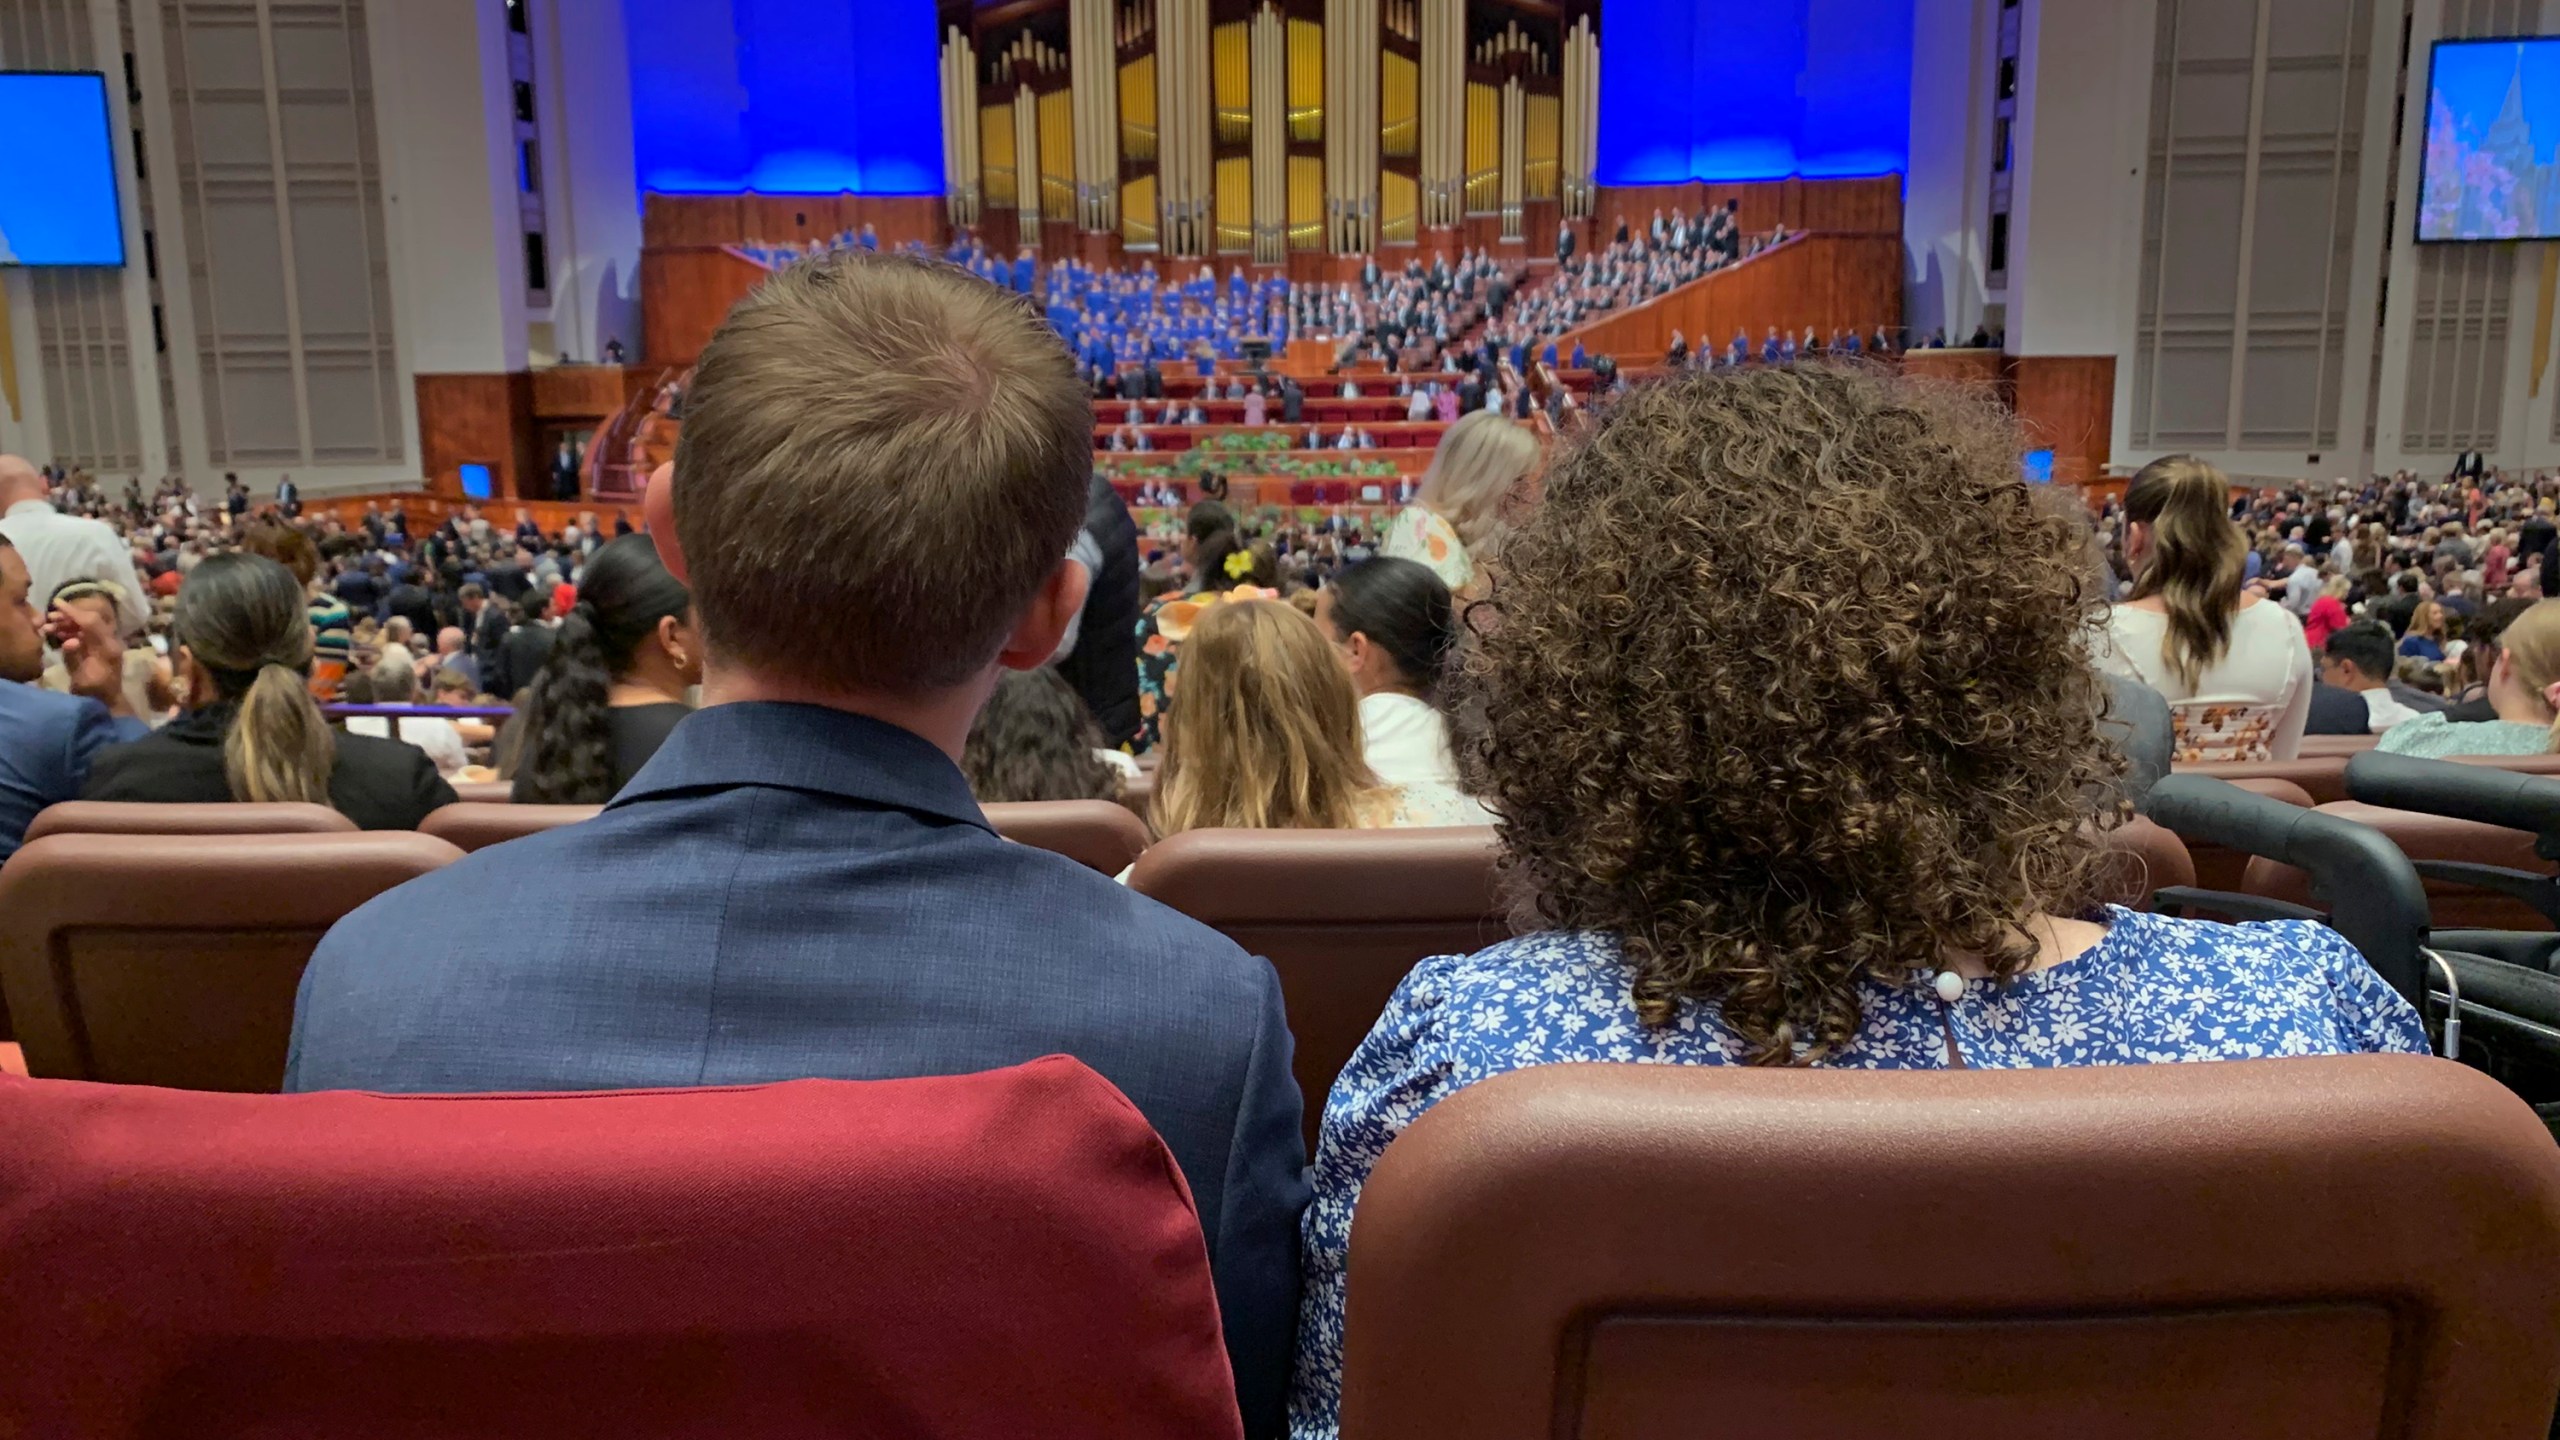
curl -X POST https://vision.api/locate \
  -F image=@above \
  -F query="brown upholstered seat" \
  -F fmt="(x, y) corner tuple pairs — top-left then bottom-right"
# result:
(0, 832), (463, 1091)
(1339, 1057), (2560, 1440)
(24, 801), (356, 843)
(2244, 800), (2556, 932)
(448, 780), (514, 804)
(2174, 778), (2316, 891)
(984, 799), (1152, 875)
(2174, 757), (2352, 804)
(2297, 733), (2380, 758)
(1116, 768), (1156, 822)
(2099, 816), (2194, 906)
(419, 802), (601, 853)
(1128, 826), (1505, 1149)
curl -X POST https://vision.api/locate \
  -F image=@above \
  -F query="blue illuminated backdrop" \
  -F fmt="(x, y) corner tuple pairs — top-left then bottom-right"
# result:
(1595, 0), (1912, 184)
(625, 0), (943, 195)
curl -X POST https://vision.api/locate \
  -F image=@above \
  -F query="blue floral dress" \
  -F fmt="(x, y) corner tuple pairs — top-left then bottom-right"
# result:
(1284, 907), (2430, 1439)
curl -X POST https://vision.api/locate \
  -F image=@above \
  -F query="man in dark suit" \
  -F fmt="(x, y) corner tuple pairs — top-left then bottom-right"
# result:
(1556, 219), (1575, 264)
(1279, 376), (1303, 425)
(1141, 358), (1164, 400)
(274, 474), (300, 518)
(2452, 450), (2488, 481)
(492, 591), (554, 698)
(284, 253), (1308, 1440)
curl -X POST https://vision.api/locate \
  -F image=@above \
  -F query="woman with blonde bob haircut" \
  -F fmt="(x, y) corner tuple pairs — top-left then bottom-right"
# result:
(1149, 598), (1488, 841)
(1381, 409), (1539, 594)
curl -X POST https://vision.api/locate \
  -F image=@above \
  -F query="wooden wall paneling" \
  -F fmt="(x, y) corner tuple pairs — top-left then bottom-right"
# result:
(529, 365), (630, 422)
(1899, 347), (2007, 393)
(2009, 356), (2116, 486)
(414, 373), (539, 501)
(640, 248), (772, 366)
(642, 195), (744, 248)
(1559, 234), (1903, 363)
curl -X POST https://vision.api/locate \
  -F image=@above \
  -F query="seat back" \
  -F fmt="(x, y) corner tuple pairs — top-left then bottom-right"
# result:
(0, 832), (462, 1091)
(448, 779), (514, 803)
(1129, 826), (1505, 1148)
(1339, 1058), (2560, 1440)
(420, 802), (601, 853)
(2243, 800), (2555, 932)
(24, 801), (356, 843)
(2172, 757), (2351, 803)
(2165, 778), (2315, 891)
(0, 1058), (1242, 1440)
(2099, 816), (2194, 905)
(985, 799), (1153, 875)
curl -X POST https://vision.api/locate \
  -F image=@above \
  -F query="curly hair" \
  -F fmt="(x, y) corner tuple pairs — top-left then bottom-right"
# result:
(1452, 364), (2124, 1064)
(961, 666), (1125, 803)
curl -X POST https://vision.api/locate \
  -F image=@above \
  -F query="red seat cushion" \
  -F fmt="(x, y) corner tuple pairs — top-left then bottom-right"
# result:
(0, 1057), (1241, 1439)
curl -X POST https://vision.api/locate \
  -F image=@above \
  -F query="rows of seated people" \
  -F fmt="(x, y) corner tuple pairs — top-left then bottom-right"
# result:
(4, 248), (2560, 1436)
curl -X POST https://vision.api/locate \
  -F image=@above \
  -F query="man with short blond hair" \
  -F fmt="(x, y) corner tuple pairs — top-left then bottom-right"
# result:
(287, 253), (1308, 1437)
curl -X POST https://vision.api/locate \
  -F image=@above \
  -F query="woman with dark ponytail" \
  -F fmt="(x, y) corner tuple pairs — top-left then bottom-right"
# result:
(511, 533), (698, 803)
(1316, 555), (1491, 824)
(82, 553), (454, 827)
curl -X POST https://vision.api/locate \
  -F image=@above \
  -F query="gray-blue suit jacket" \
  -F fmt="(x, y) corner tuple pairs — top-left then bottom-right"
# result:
(286, 702), (1310, 1436)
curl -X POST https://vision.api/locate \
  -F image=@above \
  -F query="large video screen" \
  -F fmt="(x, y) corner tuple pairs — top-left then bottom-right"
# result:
(0, 72), (125, 266)
(2420, 38), (2560, 241)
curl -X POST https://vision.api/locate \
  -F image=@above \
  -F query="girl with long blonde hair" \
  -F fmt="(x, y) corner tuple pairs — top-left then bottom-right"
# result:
(1149, 599), (1485, 839)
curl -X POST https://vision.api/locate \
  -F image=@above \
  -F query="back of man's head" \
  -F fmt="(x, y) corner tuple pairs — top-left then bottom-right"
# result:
(671, 253), (1089, 695)
(0, 454), (47, 509)
(2324, 622), (2396, 685)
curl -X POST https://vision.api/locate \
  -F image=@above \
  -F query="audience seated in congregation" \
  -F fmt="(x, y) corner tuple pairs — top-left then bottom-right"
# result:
(278, 252), (1308, 1439)
(2098, 456), (2313, 761)
(961, 665), (1128, 805)
(0, 532), (146, 862)
(509, 531), (698, 804)
(1282, 366), (2429, 1440)
(81, 554), (453, 830)
(2378, 597), (2560, 758)
(1311, 556), (1489, 826)
(340, 656), (469, 780)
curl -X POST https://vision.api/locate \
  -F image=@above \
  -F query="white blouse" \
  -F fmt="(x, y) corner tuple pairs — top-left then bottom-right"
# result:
(2097, 598), (2314, 762)
(1359, 692), (1493, 825)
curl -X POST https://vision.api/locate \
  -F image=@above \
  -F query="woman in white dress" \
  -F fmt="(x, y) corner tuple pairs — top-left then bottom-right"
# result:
(2098, 455), (2312, 762)
(1315, 556), (1493, 825)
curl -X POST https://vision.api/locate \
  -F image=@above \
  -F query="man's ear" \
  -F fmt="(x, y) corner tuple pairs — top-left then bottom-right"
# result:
(641, 462), (685, 582)
(998, 558), (1091, 672)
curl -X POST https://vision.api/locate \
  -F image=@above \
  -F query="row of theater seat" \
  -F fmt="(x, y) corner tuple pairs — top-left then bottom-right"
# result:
(0, 803), (2193, 1156)
(7, 791), (2560, 1432)
(7, 1050), (2553, 1435)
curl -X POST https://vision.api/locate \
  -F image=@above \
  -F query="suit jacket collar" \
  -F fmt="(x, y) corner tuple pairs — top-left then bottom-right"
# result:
(612, 701), (991, 833)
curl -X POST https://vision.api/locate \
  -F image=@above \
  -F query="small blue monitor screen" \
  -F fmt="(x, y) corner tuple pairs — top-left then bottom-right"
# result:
(0, 72), (126, 267)
(2022, 449), (2055, 484)
(458, 463), (495, 501)
(2420, 38), (2560, 241)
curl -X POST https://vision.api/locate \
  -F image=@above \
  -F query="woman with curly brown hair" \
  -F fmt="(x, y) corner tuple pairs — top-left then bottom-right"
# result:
(1283, 367), (2427, 1440)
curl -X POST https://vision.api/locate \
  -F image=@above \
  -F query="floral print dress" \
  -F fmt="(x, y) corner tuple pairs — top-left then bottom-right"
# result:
(1283, 908), (2430, 1439)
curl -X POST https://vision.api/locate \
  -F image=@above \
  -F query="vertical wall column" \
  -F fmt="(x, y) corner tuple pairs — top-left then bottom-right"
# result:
(1156, 0), (1210, 255)
(1325, 0), (1379, 252)
(1419, 0), (1461, 232)
(941, 26), (981, 230)
(1558, 14), (1597, 219)
(1250, 3), (1286, 265)
(1498, 76), (1524, 242)
(1071, 0), (1118, 236)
